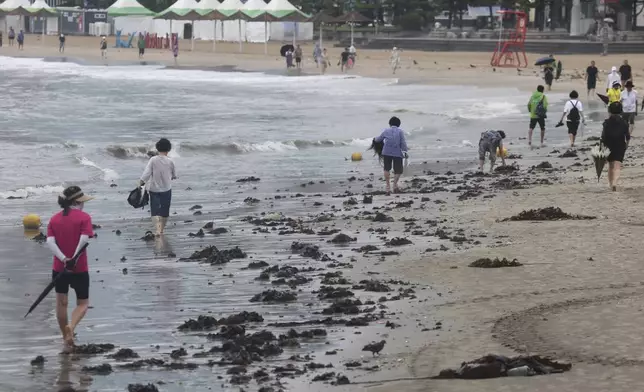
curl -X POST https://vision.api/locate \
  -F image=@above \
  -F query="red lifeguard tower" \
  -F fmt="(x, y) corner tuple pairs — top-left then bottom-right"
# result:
(490, 10), (528, 68)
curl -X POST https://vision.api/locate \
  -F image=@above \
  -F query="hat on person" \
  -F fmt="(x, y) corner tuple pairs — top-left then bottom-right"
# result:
(393, 47), (397, 50)
(612, 81), (621, 87)
(625, 80), (634, 88)
(611, 66), (617, 72)
(60, 186), (94, 203)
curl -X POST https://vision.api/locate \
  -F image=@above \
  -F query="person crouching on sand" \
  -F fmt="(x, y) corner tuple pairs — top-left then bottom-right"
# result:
(46, 186), (94, 349)
(139, 138), (176, 236)
(372, 116), (408, 194)
(478, 130), (506, 172)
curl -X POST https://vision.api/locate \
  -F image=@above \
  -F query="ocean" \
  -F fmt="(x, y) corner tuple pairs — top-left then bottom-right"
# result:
(0, 56), (604, 391)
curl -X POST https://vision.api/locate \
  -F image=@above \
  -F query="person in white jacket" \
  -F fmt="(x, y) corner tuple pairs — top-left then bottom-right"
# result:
(139, 138), (176, 235)
(607, 66), (621, 92)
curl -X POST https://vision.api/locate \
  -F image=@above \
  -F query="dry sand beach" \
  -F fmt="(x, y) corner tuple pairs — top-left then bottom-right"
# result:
(2, 34), (644, 392)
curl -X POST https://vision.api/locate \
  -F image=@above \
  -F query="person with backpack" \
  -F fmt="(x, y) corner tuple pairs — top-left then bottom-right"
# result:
(139, 138), (176, 236)
(527, 85), (548, 148)
(557, 90), (585, 148)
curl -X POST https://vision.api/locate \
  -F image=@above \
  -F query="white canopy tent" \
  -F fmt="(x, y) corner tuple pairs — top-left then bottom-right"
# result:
(194, 0), (221, 51)
(241, 0), (267, 53)
(107, 0), (154, 16)
(218, 0), (244, 51)
(157, 0), (200, 50)
(0, 0), (31, 35)
(26, 0), (55, 44)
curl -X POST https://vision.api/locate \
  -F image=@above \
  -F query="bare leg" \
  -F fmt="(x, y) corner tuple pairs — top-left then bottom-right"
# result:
(608, 162), (615, 188)
(56, 293), (69, 341)
(540, 128), (546, 146)
(69, 298), (89, 338)
(613, 161), (622, 190)
(393, 174), (401, 192)
(384, 171), (391, 194)
(479, 159), (485, 171)
(489, 159), (496, 173)
(528, 128), (533, 146)
(569, 134), (575, 147)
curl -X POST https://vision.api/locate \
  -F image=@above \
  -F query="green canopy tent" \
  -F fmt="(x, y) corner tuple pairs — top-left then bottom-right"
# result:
(218, 0), (245, 53)
(335, 11), (371, 46)
(260, 0), (311, 46)
(240, 0), (268, 54)
(26, 0), (56, 45)
(106, 0), (155, 17)
(155, 0), (201, 51)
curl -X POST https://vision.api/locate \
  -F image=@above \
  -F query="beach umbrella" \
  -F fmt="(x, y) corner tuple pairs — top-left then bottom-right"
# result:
(534, 56), (556, 66)
(24, 243), (89, 318)
(335, 11), (370, 46)
(107, 0), (155, 16)
(312, 11), (339, 50)
(591, 145), (610, 182)
(218, 0), (246, 52)
(156, 0), (201, 51)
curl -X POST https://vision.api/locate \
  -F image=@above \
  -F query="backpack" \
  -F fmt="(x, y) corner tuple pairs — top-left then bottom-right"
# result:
(128, 186), (149, 209)
(567, 100), (580, 122)
(535, 96), (547, 118)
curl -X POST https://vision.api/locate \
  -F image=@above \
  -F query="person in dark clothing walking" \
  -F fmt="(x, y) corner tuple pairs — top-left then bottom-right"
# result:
(619, 59), (632, 86)
(585, 60), (599, 99)
(601, 102), (630, 191)
(17, 30), (24, 49)
(59, 34), (65, 52)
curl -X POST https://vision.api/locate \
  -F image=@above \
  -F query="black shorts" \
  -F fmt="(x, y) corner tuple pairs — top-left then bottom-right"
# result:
(295, 57), (301, 63)
(52, 271), (90, 300)
(567, 121), (580, 135)
(383, 156), (403, 174)
(529, 118), (546, 130)
(139, 48), (145, 55)
(622, 112), (635, 125)
(587, 80), (596, 90)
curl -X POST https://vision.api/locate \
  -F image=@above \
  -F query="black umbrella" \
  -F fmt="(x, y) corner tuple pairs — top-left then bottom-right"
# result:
(535, 57), (556, 66)
(597, 93), (609, 105)
(24, 243), (89, 318)
(280, 44), (295, 57)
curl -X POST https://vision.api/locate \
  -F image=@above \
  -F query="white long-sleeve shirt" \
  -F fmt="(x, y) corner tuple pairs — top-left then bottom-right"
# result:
(607, 71), (621, 90)
(140, 155), (176, 193)
(621, 89), (638, 113)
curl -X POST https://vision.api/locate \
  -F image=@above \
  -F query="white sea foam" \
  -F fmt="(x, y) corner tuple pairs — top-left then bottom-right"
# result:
(231, 141), (299, 153)
(77, 157), (120, 182)
(0, 185), (65, 199)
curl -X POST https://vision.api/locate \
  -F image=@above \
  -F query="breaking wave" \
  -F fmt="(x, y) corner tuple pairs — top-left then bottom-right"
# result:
(77, 157), (120, 182)
(0, 185), (65, 199)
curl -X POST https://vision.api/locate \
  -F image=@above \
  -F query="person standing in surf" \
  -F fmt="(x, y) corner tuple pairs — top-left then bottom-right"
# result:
(527, 85), (548, 148)
(606, 66), (621, 92)
(59, 34), (65, 53)
(139, 138), (176, 236)
(339, 47), (350, 73)
(373, 116), (408, 195)
(46, 186), (94, 348)
(478, 130), (506, 172)
(313, 43), (321, 68)
(585, 60), (598, 98)
(320, 48), (329, 75)
(558, 90), (585, 148)
(608, 81), (621, 104)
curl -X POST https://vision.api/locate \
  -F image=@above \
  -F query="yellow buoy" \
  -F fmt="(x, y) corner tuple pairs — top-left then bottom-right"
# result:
(351, 152), (363, 162)
(23, 214), (41, 230)
(496, 147), (508, 158)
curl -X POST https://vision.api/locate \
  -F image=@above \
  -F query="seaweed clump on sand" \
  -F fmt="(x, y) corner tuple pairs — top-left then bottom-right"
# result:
(558, 150), (578, 158)
(432, 354), (571, 379)
(534, 161), (553, 169)
(501, 207), (595, 222)
(178, 311), (264, 331)
(70, 343), (115, 355)
(250, 290), (297, 303)
(184, 245), (247, 265)
(31, 232), (47, 243)
(494, 164), (519, 174)
(128, 384), (159, 392)
(469, 258), (522, 268)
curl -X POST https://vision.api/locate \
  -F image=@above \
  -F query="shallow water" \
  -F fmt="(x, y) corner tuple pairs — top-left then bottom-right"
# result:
(0, 56), (608, 391)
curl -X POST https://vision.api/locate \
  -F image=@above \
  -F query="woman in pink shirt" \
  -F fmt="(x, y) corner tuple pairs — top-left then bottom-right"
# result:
(46, 186), (94, 348)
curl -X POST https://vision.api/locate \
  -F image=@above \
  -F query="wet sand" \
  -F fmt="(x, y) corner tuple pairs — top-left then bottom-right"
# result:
(3, 35), (644, 392)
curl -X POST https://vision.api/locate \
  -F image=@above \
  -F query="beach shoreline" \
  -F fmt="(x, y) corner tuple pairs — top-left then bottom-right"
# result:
(2, 35), (644, 392)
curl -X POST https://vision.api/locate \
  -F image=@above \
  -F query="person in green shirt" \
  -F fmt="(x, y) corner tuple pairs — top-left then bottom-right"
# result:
(527, 85), (548, 148)
(138, 33), (146, 59)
